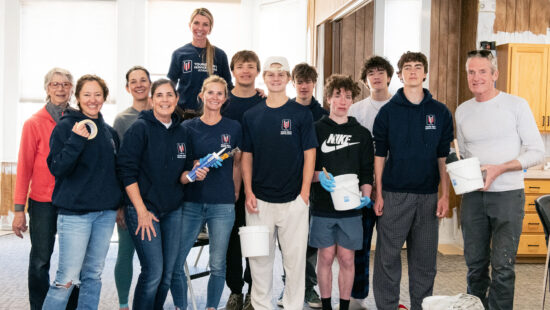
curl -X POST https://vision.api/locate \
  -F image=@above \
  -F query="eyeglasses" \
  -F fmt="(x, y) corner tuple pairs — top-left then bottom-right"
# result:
(49, 82), (72, 89)
(467, 50), (494, 59)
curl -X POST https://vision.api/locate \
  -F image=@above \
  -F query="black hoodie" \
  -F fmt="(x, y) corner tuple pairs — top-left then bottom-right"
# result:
(117, 110), (193, 215)
(372, 88), (453, 194)
(47, 108), (122, 214)
(311, 116), (374, 218)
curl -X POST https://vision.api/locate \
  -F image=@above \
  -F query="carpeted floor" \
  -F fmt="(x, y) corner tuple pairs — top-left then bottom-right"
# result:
(0, 232), (546, 309)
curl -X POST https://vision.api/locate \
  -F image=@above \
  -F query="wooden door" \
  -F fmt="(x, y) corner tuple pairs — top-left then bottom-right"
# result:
(509, 45), (548, 131)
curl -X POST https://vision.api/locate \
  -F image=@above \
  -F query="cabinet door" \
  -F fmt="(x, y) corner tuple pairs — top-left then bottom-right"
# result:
(510, 46), (548, 131)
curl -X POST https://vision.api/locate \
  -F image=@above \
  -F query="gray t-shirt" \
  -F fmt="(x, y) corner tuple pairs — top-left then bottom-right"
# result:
(113, 107), (140, 142)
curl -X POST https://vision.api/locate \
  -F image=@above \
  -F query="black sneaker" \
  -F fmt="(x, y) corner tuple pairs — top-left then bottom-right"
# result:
(226, 293), (243, 310)
(305, 288), (322, 308)
(243, 293), (254, 310)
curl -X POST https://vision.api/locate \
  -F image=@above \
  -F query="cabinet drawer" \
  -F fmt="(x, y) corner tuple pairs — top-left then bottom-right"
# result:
(526, 194), (542, 213)
(523, 214), (544, 233)
(525, 179), (550, 194)
(518, 234), (548, 255)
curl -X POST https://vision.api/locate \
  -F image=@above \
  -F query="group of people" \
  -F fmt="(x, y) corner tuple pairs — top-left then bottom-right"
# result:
(10, 6), (546, 310)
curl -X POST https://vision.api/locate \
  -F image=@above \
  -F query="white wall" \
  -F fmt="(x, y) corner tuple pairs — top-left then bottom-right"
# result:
(1, 0), (19, 162)
(379, 0), (431, 94)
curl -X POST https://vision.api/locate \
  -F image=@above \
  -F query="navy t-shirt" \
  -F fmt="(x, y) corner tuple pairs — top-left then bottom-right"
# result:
(167, 43), (233, 111)
(221, 92), (263, 124)
(242, 99), (318, 203)
(183, 117), (242, 204)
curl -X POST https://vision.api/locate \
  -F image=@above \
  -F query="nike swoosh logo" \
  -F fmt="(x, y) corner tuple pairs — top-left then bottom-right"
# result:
(321, 141), (360, 153)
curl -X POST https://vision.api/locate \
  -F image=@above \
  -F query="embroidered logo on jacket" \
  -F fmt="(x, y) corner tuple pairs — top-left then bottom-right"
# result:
(183, 60), (193, 73)
(177, 143), (187, 159)
(320, 134), (359, 153)
(280, 119), (292, 135)
(425, 114), (436, 130)
(221, 134), (231, 149)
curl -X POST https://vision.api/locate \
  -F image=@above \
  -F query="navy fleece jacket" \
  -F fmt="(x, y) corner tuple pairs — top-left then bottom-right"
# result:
(47, 109), (122, 214)
(117, 110), (193, 215)
(373, 88), (453, 194)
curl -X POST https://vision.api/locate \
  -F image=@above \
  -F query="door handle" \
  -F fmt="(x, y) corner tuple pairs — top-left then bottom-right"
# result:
(544, 115), (546, 127)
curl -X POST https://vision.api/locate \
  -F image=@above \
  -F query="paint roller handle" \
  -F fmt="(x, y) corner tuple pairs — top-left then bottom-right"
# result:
(453, 138), (461, 160)
(186, 153), (222, 182)
(319, 167), (335, 192)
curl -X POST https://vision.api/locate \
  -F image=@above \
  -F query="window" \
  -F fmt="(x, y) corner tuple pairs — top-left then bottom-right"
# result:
(20, 0), (117, 103)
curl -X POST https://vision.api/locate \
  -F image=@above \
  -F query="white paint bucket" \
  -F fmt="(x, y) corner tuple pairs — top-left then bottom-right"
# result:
(330, 174), (361, 211)
(446, 157), (484, 195)
(239, 225), (269, 257)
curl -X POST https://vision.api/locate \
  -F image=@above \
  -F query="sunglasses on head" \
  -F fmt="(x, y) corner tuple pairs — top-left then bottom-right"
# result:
(467, 50), (493, 58)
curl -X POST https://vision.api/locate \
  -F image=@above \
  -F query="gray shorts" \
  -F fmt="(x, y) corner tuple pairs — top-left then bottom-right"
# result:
(309, 215), (363, 250)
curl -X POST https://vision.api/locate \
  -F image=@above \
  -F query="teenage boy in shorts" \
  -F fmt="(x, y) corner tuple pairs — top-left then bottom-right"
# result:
(310, 74), (374, 310)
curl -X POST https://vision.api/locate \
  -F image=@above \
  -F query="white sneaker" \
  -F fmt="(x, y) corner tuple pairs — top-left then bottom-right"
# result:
(350, 297), (369, 310)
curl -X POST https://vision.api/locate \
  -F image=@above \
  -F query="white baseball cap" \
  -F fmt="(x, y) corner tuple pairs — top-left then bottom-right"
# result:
(263, 56), (290, 73)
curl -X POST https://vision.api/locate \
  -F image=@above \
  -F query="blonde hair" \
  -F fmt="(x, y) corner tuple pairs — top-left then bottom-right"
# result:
(190, 8), (215, 75)
(199, 75), (228, 115)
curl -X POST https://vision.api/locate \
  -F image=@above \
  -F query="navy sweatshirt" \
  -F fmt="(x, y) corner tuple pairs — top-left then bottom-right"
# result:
(292, 96), (328, 122)
(373, 88), (453, 194)
(167, 43), (233, 111)
(47, 109), (122, 214)
(311, 116), (374, 218)
(117, 110), (194, 215)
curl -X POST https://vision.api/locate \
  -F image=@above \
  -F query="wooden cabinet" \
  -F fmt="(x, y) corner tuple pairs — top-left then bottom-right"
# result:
(496, 44), (550, 132)
(518, 179), (549, 260)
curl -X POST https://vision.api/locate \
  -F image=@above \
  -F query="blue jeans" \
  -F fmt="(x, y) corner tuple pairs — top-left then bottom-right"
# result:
(171, 202), (235, 309)
(125, 205), (182, 310)
(42, 210), (116, 310)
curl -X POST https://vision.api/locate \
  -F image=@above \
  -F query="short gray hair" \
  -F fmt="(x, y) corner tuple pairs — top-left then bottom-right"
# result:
(465, 50), (498, 74)
(44, 67), (74, 101)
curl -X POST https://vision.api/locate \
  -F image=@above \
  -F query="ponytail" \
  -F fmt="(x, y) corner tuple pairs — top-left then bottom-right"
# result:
(205, 39), (214, 76)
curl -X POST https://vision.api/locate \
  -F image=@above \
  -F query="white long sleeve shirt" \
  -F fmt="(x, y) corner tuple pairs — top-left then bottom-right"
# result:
(456, 91), (544, 192)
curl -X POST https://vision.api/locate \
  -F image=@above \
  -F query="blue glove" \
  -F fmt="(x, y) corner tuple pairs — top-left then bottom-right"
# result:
(355, 196), (373, 210)
(319, 172), (335, 192)
(199, 154), (223, 168)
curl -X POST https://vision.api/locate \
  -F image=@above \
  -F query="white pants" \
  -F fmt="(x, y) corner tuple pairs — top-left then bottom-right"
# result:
(246, 196), (309, 310)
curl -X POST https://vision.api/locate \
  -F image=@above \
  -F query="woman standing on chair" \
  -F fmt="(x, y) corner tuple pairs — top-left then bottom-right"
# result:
(167, 7), (233, 115)
(171, 75), (242, 310)
(43, 74), (122, 310)
(117, 78), (208, 310)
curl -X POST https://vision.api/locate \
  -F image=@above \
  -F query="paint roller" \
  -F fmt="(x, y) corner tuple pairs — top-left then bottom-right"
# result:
(186, 147), (241, 182)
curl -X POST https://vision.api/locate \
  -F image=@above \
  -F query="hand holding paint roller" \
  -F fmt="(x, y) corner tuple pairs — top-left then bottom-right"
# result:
(320, 167), (335, 192)
(186, 147), (241, 182)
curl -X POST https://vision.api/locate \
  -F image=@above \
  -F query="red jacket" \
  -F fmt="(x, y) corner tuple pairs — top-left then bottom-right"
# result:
(14, 106), (56, 205)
